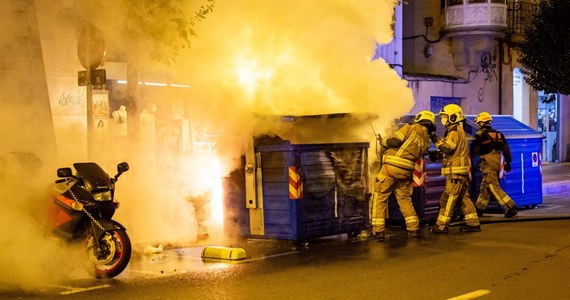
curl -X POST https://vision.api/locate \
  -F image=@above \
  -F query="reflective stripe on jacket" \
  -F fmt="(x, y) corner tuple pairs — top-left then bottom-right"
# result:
(435, 123), (471, 175)
(381, 123), (430, 171)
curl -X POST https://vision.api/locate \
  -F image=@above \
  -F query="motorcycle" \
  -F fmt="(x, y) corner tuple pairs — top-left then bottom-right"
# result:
(47, 161), (131, 279)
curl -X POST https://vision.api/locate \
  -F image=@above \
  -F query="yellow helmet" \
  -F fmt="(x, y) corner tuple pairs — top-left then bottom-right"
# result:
(439, 104), (464, 124)
(475, 112), (493, 124)
(414, 110), (436, 125)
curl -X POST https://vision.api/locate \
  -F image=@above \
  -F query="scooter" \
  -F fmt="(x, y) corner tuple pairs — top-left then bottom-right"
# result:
(47, 161), (131, 279)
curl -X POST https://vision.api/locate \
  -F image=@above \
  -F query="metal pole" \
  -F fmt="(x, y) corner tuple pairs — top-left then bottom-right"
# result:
(85, 27), (94, 160)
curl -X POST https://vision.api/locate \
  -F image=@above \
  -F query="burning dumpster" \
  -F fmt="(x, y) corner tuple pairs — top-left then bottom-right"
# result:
(224, 114), (372, 241)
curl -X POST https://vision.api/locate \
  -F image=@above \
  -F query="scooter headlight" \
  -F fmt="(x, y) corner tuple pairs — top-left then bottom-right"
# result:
(93, 190), (112, 201)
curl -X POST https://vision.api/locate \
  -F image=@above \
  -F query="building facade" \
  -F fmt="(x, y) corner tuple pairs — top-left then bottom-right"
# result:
(379, 0), (569, 162)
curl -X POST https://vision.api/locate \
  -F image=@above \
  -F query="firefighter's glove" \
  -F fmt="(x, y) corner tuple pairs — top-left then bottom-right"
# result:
(504, 162), (512, 172)
(428, 151), (442, 162)
(430, 132), (439, 144)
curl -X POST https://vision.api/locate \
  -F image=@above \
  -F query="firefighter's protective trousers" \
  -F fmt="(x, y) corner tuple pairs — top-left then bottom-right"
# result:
(433, 123), (479, 230)
(371, 164), (419, 233)
(475, 151), (516, 211)
(434, 174), (480, 230)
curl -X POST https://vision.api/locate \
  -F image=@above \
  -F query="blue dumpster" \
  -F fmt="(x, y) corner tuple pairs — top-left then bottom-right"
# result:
(466, 115), (543, 210)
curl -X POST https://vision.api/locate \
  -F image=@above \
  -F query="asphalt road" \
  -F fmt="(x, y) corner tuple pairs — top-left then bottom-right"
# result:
(3, 199), (570, 300)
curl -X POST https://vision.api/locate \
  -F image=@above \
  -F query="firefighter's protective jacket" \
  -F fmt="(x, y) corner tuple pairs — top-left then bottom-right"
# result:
(380, 123), (430, 171)
(470, 125), (512, 167)
(435, 123), (470, 175)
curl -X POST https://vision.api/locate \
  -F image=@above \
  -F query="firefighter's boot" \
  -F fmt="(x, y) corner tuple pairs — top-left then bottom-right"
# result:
(429, 225), (448, 234)
(505, 206), (518, 218)
(375, 231), (385, 242)
(407, 230), (419, 239)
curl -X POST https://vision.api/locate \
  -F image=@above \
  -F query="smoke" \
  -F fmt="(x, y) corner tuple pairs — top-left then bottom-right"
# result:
(87, 0), (413, 249)
(0, 0), (414, 288)
(0, 153), (87, 290)
(177, 0), (413, 168)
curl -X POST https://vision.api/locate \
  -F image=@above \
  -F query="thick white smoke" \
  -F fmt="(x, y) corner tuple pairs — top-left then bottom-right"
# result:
(0, 0), (413, 288)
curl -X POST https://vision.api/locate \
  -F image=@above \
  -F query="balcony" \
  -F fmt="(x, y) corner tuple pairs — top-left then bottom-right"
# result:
(441, 0), (508, 70)
(507, 1), (539, 46)
(443, 0), (508, 38)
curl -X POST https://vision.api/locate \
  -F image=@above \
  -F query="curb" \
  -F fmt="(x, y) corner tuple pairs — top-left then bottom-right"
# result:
(449, 215), (570, 226)
(542, 180), (570, 195)
(480, 215), (570, 224)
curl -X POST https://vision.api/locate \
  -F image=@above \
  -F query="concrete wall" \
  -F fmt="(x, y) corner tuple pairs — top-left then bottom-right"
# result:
(35, 0), (88, 164)
(0, 0), (57, 165)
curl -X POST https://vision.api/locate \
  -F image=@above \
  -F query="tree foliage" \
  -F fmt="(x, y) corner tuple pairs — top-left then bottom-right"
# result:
(76, 0), (215, 64)
(72, 0), (215, 138)
(519, 0), (570, 96)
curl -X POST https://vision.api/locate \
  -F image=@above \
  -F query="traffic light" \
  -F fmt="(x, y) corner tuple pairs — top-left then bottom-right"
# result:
(78, 69), (106, 86)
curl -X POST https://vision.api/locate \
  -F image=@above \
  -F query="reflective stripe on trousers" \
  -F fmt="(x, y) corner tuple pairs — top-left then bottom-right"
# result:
(371, 165), (419, 232)
(435, 175), (480, 229)
(475, 168), (517, 211)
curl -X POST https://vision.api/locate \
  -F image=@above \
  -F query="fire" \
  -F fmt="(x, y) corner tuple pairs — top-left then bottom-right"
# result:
(179, 136), (225, 238)
(235, 59), (273, 98)
(209, 156), (224, 225)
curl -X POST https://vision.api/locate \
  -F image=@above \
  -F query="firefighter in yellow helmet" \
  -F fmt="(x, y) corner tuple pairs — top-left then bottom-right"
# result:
(429, 104), (481, 233)
(371, 110), (436, 241)
(471, 112), (518, 218)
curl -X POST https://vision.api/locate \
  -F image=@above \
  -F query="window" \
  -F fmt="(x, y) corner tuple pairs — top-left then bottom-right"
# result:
(508, 1), (539, 34)
(447, 0), (464, 6)
(430, 97), (462, 115)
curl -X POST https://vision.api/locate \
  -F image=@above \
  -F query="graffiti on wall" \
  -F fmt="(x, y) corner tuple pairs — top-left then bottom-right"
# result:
(477, 52), (498, 103)
(51, 87), (87, 116)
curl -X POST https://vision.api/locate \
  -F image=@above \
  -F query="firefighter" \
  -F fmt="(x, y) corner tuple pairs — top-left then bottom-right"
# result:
(429, 104), (481, 233)
(471, 112), (518, 218)
(371, 110), (436, 241)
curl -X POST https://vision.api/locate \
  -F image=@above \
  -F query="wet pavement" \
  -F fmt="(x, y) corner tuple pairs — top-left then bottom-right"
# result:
(10, 217), (570, 299)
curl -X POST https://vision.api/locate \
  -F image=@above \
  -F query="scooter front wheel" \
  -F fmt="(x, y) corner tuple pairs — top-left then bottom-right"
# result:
(85, 229), (132, 279)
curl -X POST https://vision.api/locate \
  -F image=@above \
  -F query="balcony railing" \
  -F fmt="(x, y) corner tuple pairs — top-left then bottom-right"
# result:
(443, 0), (508, 35)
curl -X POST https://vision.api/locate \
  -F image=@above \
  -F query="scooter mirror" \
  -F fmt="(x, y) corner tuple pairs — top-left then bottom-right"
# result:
(117, 162), (129, 174)
(57, 167), (72, 178)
